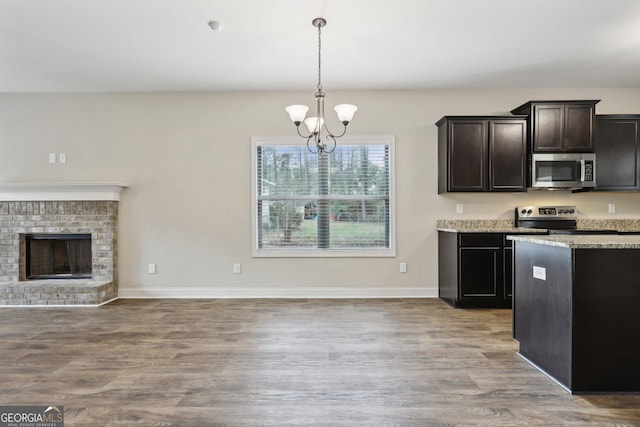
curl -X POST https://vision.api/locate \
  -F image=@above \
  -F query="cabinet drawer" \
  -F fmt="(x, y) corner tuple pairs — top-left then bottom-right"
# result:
(459, 233), (502, 247)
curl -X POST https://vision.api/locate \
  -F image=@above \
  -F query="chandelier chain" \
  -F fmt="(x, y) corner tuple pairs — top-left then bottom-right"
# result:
(317, 23), (322, 93)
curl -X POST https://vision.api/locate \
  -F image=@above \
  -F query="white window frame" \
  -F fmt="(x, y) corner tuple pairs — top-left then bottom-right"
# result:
(251, 135), (396, 258)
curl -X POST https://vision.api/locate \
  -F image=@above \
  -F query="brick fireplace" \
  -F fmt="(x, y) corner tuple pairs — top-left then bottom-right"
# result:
(0, 183), (126, 306)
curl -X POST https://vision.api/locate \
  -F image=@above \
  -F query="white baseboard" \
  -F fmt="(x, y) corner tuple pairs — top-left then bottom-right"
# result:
(118, 287), (438, 299)
(0, 297), (119, 308)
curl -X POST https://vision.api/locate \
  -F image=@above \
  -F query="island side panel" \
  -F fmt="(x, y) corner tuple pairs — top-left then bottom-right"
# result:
(513, 241), (573, 389)
(573, 249), (640, 392)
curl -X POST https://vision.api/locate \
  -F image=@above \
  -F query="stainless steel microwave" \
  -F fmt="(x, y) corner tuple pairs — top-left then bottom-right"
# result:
(531, 153), (596, 189)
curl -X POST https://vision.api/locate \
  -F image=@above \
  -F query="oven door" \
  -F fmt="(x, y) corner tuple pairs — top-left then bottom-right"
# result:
(531, 153), (596, 189)
(548, 229), (617, 235)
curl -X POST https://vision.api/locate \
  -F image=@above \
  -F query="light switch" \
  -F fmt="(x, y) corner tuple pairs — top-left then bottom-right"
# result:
(399, 262), (407, 273)
(608, 203), (616, 214)
(148, 263), (157, 274)
(49, 153), (56, 163)
(233, 263), (241, 274)
(456, 204), (464, 214)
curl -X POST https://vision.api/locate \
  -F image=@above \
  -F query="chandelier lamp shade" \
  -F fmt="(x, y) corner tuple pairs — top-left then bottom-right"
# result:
(285, 18), (357, 155)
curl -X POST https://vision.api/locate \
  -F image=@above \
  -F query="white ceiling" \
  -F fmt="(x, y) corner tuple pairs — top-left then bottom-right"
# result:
(1, 0), (640, 93)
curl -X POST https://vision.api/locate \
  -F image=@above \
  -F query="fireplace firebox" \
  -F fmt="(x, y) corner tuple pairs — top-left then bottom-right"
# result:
(25, 234), (92, 280)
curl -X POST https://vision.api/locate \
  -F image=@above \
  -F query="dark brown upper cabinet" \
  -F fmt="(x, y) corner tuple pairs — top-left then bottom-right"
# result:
(594, 115), (640, 191)
(511, 100), (599, 152)
(437, 116), (527, 193)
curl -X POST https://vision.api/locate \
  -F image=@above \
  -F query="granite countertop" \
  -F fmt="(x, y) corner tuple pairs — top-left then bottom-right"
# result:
(436, 219), (640, 234)
(435, 219), (547, 233)
(577, 218), (640, 232)
(508, 234), (640, 249)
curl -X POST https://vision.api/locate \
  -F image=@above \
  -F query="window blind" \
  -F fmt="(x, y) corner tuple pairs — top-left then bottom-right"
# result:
(254, 137), (393, 255)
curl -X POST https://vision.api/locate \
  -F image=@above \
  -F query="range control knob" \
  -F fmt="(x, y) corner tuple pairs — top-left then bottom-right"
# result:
(521, 209), (527, 215)
(527, 209), (533, 214)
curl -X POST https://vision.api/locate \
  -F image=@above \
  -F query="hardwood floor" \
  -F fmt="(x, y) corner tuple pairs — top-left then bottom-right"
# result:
(1, 298), (639, 426)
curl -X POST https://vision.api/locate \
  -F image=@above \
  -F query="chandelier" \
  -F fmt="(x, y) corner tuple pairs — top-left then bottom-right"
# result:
(285, 18), (357, 155)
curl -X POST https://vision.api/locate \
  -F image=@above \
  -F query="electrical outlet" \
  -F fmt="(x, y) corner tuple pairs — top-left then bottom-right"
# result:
(49, 153), (56, 163)
(59, 153), (66, 163)
(399, 262), (407, 273)
(233, 263), (241, 274)
(148, 263), (157, 274)
(456, 204), (464, 214)
(608, 203), (616, 214)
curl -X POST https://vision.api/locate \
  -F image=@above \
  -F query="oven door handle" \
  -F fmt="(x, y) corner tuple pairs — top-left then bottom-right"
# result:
(579, 159), (586, 182)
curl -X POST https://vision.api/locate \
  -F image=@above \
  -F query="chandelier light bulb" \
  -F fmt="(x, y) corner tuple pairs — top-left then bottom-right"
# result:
(334, 104), (358, 124)
(285, 105), (309, 125)
(304, 117), (325, 134)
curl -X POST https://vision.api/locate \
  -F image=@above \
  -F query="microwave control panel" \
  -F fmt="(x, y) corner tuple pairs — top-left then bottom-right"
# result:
(584, 161), (594, 182)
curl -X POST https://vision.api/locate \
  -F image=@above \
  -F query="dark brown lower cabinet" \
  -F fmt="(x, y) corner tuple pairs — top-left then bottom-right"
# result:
(438, 232), (513, 308)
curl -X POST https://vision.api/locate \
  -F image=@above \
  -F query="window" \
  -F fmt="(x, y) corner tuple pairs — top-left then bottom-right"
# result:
(252, 135), (395, 257)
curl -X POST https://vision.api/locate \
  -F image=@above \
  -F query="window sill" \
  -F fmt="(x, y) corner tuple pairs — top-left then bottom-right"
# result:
(252, 248), (396, 258)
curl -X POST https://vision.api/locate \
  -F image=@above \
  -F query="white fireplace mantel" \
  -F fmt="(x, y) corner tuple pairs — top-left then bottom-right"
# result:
(0, 182), (129, 201)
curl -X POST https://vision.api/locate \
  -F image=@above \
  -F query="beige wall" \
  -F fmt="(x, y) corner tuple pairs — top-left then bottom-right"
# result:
(2, 88), (640, 297)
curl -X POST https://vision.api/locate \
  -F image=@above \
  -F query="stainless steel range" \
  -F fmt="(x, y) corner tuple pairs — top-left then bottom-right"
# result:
(515, 205), (616, 234)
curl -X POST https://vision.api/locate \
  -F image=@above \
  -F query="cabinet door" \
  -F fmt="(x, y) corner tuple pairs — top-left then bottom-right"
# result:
(565, 104), (595, 151)
(448, 120), (488, 191)
(533, 104), (564, 151)
(489, 119), (526, 191)
(459, 247), (500, 299)
(595, 117), (640, 190)
(533, 103), (596, 152)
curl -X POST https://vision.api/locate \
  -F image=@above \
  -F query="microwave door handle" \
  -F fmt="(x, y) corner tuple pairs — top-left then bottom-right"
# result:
(579, 159), (586, 182)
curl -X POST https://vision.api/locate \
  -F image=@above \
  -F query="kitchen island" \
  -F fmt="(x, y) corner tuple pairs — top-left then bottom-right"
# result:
(509, 234), (640, 393)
